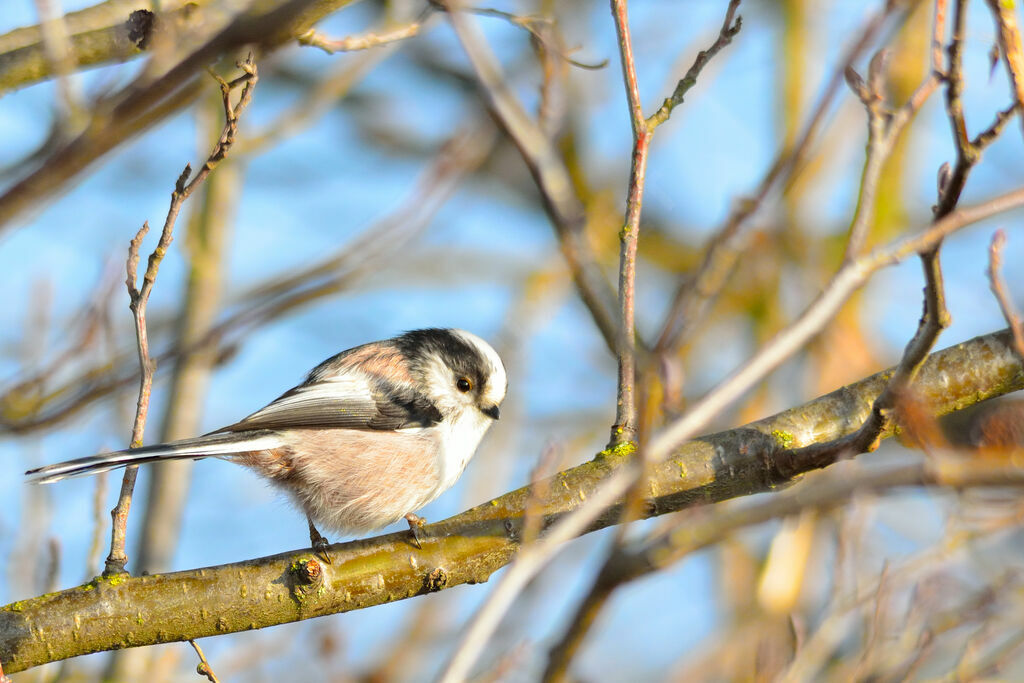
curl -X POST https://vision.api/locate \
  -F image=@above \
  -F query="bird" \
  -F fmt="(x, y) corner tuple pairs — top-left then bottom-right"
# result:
(26, 328), (507, 556)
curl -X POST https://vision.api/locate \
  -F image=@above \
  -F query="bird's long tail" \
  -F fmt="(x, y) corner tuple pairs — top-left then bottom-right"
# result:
(25, 430), (284, 484)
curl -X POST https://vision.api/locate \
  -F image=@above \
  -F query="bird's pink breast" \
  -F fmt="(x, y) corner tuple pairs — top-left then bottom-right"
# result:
(243, 428), (443, 534)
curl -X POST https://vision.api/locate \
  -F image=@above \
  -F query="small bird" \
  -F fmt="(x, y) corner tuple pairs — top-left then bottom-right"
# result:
(26, 328), (507, 554)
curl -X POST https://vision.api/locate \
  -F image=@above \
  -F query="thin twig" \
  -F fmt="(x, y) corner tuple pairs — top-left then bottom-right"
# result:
(987, 230), (1024, 358)
(467, 7), (607, 70)
(609, 0), (649, 446)
(297, 17), (428, 53)
(646, 0), (741, 130)
(189, 639), (221, 683)
(103, 56), (259, 576)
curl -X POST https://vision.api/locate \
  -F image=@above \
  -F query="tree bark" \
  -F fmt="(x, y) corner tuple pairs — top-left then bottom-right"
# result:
(1, 328), (1021, 673)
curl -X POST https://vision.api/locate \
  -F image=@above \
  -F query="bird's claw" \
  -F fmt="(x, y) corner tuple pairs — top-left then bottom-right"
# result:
(405, 513), (427, 549)
(308, 519), (333, 564)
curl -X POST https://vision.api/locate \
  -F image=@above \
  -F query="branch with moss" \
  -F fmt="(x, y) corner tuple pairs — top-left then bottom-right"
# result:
(0, 0), (361, 93)
(1, 328), (1021, 673)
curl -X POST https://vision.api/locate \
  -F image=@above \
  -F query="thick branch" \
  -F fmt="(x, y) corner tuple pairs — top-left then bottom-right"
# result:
(2, 328), (1022, 673)
(0, 0), (354, 93)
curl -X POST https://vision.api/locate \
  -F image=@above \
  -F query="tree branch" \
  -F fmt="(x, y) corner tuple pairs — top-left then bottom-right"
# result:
(2, 328), (1022, 673)
(0, 0), (360, 94)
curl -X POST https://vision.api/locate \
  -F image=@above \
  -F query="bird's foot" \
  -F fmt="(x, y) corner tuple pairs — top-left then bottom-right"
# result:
(405, 513), (427, 549)
(307, 518), (333, 564)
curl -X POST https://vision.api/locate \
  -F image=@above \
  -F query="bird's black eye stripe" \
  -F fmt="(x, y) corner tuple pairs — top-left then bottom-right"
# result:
(457, 377), (473, 392)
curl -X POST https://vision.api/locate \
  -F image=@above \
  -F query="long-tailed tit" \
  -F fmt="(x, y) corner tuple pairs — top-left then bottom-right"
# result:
(26, 328), (507, 553)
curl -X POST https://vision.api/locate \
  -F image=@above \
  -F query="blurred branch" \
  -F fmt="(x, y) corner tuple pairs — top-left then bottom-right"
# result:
(0, 0), (344, 233)
(0, 1), (168, 92)
(984, 0), (1024, 141)
(542, 459), (1024, 682)
(842, 38), (940, 258)
(441, 0), (621, 353)
(33, 0), (86, 130)
(0, 120), (494, 436)
(2, 328), (1023, 673)
(654, 0), (906, 353)
(297, 13), (433, 54)
(988, 230), (1024, 358)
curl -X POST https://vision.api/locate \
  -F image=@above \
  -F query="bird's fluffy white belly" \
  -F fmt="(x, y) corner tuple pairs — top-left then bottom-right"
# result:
(277, 428), (445, 534)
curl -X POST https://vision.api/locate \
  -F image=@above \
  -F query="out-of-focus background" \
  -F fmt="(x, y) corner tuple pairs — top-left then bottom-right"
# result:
(2, 0), (1024, 680)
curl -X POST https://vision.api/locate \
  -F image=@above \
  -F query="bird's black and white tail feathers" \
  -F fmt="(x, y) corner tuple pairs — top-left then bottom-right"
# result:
(24, 431), (284, 484)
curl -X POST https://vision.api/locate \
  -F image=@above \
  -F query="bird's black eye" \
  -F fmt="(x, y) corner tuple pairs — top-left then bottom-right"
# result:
(457, 377), (473, 392)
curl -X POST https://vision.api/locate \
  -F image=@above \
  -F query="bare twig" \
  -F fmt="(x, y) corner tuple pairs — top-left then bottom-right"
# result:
(646, 0), (742, 130)
(988, 230), (1024, 358)
(132, 86), (245, 613)
(609, 0), (648, 446)
(104, 56), (258, 576)
(189, 639), (221, 683)
(841, 25), (941, 260)
(297, 16), (429, 53)
(606, 0), (741, 446)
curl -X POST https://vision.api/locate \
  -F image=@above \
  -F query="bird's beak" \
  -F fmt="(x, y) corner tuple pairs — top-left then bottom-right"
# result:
(481, 404), (500, 420)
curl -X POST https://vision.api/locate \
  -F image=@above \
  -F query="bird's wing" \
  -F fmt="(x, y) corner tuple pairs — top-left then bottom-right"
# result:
(217, 373), (442, 433)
